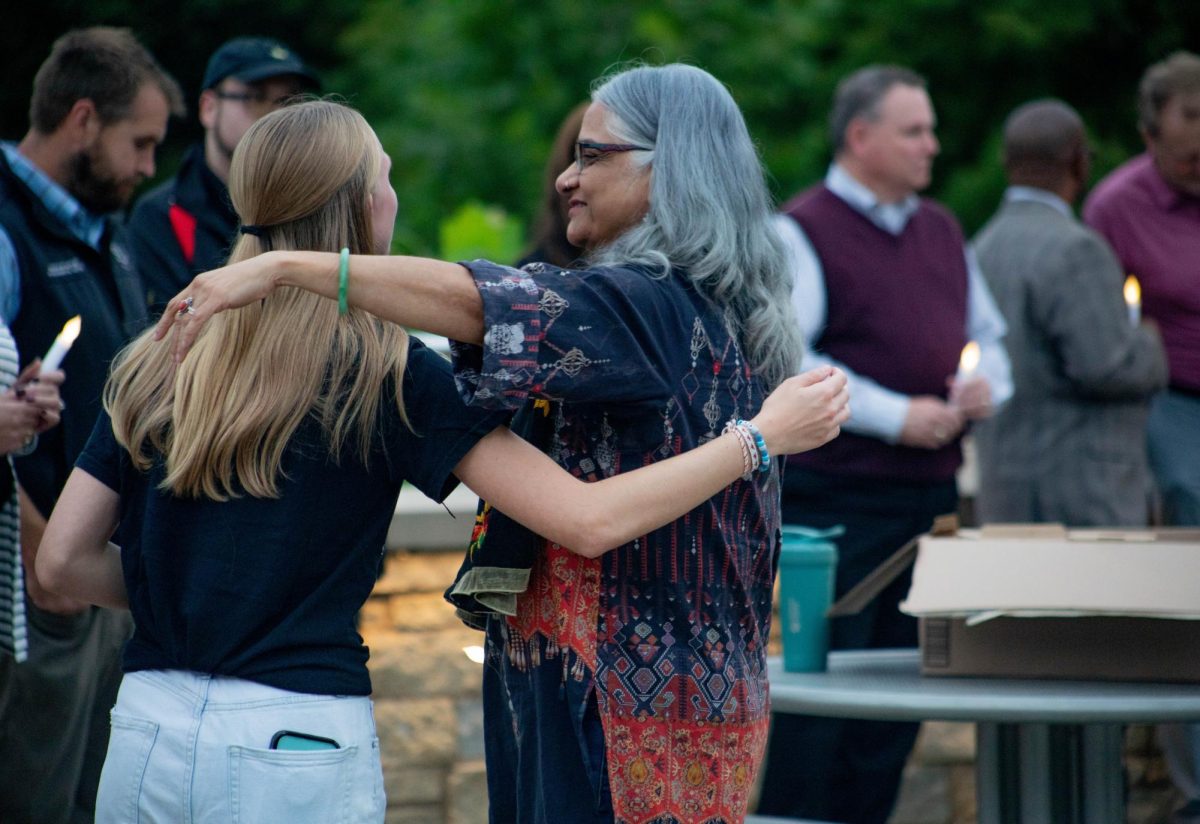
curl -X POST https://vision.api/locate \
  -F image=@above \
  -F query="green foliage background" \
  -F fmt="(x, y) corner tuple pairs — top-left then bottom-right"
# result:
(5, 1), (1200, 257)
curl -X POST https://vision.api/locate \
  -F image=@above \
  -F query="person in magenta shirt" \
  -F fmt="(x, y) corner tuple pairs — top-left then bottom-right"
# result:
(1084, 50), (1200, 824)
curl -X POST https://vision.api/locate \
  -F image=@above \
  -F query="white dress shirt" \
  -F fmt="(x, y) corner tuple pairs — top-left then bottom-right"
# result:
(777, 164), (1013, 443)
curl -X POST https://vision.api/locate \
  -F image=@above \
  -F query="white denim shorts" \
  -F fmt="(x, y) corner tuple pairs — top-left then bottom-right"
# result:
(96, 669), (384, 824)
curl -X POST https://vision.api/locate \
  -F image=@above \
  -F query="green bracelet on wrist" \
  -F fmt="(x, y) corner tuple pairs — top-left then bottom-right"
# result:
(337, 247), (350, 316)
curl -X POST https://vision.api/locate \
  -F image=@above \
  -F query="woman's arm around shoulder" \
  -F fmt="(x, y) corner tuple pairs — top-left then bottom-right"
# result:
(452, 366), (849, 558)
(156, 250), (484, 363)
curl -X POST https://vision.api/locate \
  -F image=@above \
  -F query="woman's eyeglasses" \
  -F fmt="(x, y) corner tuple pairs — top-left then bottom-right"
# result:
(574, 141), (651, 172)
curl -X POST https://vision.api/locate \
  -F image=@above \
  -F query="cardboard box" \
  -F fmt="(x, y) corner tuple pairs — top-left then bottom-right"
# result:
(830, 519), (1200, 683)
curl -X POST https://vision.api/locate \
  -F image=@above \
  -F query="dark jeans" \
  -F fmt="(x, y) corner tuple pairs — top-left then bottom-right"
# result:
(757, 468), (957, 824)
(482, 618), (614, 824)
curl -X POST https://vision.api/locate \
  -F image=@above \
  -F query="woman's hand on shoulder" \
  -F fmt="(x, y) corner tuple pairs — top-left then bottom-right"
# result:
(154, 251), (286, 362)
(751, 366), (850, 457)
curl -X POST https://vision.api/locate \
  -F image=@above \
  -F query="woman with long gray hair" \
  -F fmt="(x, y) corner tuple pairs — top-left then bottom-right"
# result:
(156, 66), (844, 823)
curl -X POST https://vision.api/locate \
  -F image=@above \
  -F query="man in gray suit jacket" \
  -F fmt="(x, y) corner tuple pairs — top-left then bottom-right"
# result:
(972, 99), (1167, 526)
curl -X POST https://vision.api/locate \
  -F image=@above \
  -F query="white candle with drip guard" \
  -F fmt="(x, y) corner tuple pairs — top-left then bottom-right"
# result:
(956, 340), (980, 382)
(40, 315), (81, 373)
(1124, 276), (1141, 327)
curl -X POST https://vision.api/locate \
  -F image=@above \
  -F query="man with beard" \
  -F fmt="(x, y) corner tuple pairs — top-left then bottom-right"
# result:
(127, 36), (319, 315)
(1084, 51), (1200, 824)
(0, 27), (182, 823)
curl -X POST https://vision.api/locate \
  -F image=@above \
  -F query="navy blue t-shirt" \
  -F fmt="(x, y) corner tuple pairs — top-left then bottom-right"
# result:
(76, 339), (505, 696)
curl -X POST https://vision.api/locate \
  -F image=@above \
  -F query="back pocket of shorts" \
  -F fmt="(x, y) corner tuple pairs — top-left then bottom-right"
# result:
(97, 713), (159, 823)
(228, 744), (356, 824)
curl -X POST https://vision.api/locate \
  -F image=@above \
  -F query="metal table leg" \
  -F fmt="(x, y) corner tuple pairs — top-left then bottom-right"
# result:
(1080, 724), (1125, 824)
(977, 722), (1016, 824)
(976, 722), (1124, 824)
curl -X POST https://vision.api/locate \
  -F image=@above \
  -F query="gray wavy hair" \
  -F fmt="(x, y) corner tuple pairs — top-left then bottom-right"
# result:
(588, 64), (802, 390)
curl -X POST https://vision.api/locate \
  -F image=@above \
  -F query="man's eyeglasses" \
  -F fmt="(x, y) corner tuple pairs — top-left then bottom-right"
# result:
(214, 90), (297, 109)
(574, 141), (651, 172)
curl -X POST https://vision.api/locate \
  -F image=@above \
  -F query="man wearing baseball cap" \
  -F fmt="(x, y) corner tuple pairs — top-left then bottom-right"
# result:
(127, 37), (320, 315)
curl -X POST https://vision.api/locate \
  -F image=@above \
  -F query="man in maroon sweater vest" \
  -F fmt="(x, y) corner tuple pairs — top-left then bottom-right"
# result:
(1084, 52), (1200, 824)
(757, 65), (1012, 824)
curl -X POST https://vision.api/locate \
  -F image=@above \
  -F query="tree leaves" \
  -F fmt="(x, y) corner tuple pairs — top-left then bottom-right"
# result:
(6, 0), (1200, 251)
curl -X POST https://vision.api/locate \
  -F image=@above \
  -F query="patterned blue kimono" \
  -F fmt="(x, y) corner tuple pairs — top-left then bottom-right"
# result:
(448, 259), (781, 824)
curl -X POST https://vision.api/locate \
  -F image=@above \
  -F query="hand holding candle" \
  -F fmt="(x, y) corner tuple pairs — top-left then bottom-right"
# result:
(1124, 275), (1141, 327)
(41, 315), (81, 374)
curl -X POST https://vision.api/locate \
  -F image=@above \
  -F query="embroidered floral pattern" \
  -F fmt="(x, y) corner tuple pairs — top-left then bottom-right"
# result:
(604, 715), (768, 824)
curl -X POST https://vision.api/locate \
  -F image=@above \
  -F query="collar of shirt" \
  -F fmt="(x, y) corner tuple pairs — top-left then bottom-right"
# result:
(1004, 185), (1073, 217)
(826, 163), (920, 236)
(1, 142), (106, 252)
(1136, 152), (1198, 213)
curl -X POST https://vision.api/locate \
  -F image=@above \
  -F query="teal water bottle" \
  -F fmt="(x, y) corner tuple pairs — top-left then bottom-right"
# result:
(778, 525), (842, 673)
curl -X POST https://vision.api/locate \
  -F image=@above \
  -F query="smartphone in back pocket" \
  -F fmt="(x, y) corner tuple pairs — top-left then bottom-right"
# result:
(270, 730), (340, 751)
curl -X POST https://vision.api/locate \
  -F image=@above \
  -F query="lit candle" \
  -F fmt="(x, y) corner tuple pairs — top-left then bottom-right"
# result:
(1124, 275), (1141, 327)
(40, 315), (81, 373)
(957, 341), (980, 382)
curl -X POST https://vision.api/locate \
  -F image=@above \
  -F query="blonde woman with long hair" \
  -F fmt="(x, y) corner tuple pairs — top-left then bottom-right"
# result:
(35, 100), (846, 822)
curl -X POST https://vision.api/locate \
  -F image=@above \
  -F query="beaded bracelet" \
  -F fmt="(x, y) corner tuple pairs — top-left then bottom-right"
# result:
(337, 247), (350, 316)
(723, 419), (774, 477)
(742, 419), (771, 473)
(723, 419), (763, 479)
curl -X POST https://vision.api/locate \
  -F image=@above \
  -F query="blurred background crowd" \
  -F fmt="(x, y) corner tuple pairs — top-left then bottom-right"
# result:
(3, 3), (1200, 824)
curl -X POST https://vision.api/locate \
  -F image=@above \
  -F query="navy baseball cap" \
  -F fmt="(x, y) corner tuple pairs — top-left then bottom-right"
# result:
(202, 37), (320, 91)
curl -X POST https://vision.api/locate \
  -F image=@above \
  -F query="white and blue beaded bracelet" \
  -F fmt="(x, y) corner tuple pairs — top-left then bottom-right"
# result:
(737, 419), (771, 474)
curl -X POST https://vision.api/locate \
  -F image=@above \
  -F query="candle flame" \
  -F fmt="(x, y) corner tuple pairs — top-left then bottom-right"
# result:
(1124, 276), (1141, 306)
(59, 315), (82, 345)
(958, 341), (980, 374)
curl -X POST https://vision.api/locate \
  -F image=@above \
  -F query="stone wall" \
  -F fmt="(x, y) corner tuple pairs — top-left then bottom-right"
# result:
(363, 550), (489, 824)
